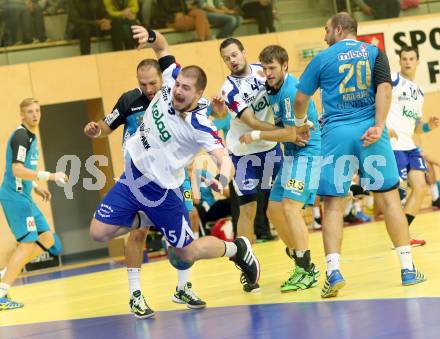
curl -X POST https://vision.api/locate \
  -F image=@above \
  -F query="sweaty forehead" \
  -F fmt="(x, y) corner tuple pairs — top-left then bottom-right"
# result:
(176, 73), (196, 86)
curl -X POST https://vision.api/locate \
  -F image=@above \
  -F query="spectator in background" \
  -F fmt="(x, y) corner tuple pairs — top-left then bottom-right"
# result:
(195, 0), (242, 39)
(65, 0), (111, 55)
(103, 0), (139, 51)
(3, 0), (33, 45)
(28, 0), (48, 42)
(157, 0), (211, 41)
(139, 0), (153, 27)
(240, 0), (276, 34)
(353, 0), (400, 19)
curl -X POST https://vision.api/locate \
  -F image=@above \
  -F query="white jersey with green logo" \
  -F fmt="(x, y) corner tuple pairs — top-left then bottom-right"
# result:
(387, 72), (424, 151)
(221, 64), (276, 156)
(125, 60), (224, 189)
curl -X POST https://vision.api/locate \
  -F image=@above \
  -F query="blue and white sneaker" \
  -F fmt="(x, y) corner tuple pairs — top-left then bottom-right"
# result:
(321, 270), (346, 298)
(0, 297), (24, 311)
(401, 266), (426, 286)
(355, 211), (371, 222)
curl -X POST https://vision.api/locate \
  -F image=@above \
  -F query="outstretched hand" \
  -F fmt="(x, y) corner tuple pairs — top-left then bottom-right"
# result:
(210, 96), (227, 118)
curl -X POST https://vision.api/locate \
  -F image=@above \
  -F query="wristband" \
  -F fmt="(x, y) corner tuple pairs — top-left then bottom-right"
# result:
(294, 116), (307, 127)
(146, 28), (156, 43)
(250, 130), (261, 141)
(37, 171), (50, 181)
(422, 122), (431, 133)
(215, 174), (229, 187)
(32, 181), (38, 188)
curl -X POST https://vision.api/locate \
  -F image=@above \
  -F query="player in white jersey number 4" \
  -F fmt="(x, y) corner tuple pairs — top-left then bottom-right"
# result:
(216, 38), (294, 292)
(386, 46), (440, 247)
(88, 26), (260, 317)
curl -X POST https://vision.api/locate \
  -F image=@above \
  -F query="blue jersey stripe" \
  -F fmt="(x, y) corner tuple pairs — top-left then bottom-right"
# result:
(190, 113), (222, 141)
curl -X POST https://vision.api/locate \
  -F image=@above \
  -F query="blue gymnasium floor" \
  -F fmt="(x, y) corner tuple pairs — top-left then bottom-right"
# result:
(2, 298), (440, 339)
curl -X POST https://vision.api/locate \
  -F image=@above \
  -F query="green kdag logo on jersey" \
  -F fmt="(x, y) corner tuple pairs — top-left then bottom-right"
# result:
(401, 106), (418, 121)
(251, 96), (270, 113)
(152, 101), (171, 142)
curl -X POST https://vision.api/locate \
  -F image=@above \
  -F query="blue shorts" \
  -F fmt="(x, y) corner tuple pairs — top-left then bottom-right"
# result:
(94, 161), (194, 248)
(394, 148), (427, 181)
(270, 155), (318, 206)
(318, 119), (399, 196)
(231, 144), (283, 204)
(0, 196), (51, 243)
(182, 175), (194, 212)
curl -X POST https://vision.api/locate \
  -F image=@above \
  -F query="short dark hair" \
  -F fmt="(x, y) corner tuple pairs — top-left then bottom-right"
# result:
(399, 45), (419, 60)
(137, 58), (161, 74)
(259, 45), (289, 67)
(180, 65), (207, 91)
(219, 38), (244, 52)
(330, 12), (357, 35)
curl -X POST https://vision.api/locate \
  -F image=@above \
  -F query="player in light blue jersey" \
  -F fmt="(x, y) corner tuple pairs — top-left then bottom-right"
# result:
(241, 45), (321, 292)
(84, 39), (206, 317)
(0, 98), (67, 310)
(294, 13), (426, 298)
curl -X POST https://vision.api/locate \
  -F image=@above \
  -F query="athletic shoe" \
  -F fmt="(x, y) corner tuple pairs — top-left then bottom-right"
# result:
(343, 212), (363, 224)
(0, 297), (23, 311)
(280, 266), (318, 293)
(355, 211), (371, 222)
(240, 274), (261, 293)
(230, 237), (260, 291)
(172, 282), (206, 309)
(432, 198), (440, 209)
(321, 269), (346, 298)
(410, 238), (426, 247)
(129, 290), (155, 319)
(312, 219), (322, 230)
(401, 266), (426, 286)
(284, 248), (320, 278)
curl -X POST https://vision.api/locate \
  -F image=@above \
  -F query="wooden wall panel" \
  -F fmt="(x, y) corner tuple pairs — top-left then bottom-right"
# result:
(29, 55), (101, 105)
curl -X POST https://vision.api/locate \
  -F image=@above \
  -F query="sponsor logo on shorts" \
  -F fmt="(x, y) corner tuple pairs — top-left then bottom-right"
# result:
(183, 189), (192, 201)
(26, 217), (36, 232)
(286, 179), (305, 193)
(97, 204), (114, 218)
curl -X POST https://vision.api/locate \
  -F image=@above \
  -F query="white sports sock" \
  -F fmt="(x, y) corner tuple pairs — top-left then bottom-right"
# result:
(295, 250), (307, 258)
(344, 200), (353, 216)
(127, 268), (141, 296)
(395, 246), (413, 270)
(313, 206), (321, 219)
(0, 282), (10, 298)
(177, 269), (190, 289)
(223, 241), (237, 258)
(431, 184), (439, 201)
(326, 253), (340, 276)
(193, 231), (199, 240)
